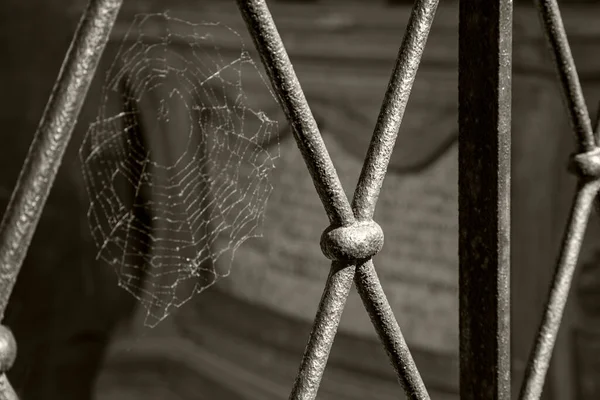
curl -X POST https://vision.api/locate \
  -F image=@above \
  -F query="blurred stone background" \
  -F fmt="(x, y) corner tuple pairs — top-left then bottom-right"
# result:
(1, 1), (600, 400)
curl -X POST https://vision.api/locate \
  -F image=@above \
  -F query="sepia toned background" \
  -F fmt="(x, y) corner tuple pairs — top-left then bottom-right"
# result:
(1, 1), (600, 399)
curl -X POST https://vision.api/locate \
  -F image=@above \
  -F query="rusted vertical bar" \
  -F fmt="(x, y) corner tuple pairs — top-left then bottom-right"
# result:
(0, 2), (121, 398)
(0, 0), (122, 316)
(458, 0), (512, 398)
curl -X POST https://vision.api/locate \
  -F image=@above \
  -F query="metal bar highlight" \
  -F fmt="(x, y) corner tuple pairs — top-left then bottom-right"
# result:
(458, 0), (512, 398)
(0, 0), (123, 317)
(235, 0), (353, 227)
(353, 261), (429, 399)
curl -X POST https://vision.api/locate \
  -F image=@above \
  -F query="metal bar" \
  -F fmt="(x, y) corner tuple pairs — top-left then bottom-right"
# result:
(235, 1), (433, 399)
(535, 0), (594, 152)
(518, 181), (600, 400)
(458, 0), (512, 398)
(352, 0), (439, 221)
(235, 0), (353, 227)
(235, 3), (357, 397)
(0, 0), (122, 318)
(516, 1), (600, 398)
(288, 262), (355, 400)
(353, 261), (429, 399)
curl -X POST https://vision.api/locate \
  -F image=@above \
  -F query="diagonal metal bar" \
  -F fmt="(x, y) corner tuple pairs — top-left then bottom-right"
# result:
(235, 1), (437, 399)
(236, 0), (354, 227)
(518, 1), (600, 398)
(534, 0), (594, 153)
(519, 181), (600, 400)
(351, 0), (439, 221)
(458, 0), (512, 398)
(0, 0), (122, 318)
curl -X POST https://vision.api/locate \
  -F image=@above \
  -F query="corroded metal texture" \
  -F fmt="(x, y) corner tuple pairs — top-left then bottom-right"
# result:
(353, 261), (426, 395)
(458, 0), (512, 399)
(519, 1), (600, 398)
(535, 0), (594, 152)
(352, 0), (439, 221)
(235, 0), (437, 399)
(0, 1), (121, 397)
(236, 0), (353, 227)
(0, 0), (122, 321)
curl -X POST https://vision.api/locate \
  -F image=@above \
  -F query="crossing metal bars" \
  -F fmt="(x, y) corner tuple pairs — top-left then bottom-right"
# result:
(0, 0), (598, 399)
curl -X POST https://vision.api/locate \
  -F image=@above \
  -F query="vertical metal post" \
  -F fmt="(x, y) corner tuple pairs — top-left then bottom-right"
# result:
(458, 0), (512, 398)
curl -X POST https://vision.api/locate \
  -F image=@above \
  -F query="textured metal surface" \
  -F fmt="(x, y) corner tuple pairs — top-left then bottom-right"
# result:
(236, 0), (353, 227)
(534, 0), (594, 152)
(458, 0), (512, 399)
(0, 1), (121, 397)
(351, 0), (439, 221)
(235, 0), (437, 399)
(519, 181), (600, 400)
(0, 0), (122, 318)
(320, 220), (384, 262)
(518, 1), (600, 398)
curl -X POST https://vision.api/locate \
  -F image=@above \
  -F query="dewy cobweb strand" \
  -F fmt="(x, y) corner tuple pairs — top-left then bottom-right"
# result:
(78, 12), (281, 327)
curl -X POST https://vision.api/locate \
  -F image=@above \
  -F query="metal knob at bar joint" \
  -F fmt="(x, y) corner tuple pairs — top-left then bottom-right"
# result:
(320, 220), (384, 263)
(0, 326), (16, 374)
(568, 147), (600, 180)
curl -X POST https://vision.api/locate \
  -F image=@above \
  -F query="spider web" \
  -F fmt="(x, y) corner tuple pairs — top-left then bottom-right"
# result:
(79, 12), (280, 327)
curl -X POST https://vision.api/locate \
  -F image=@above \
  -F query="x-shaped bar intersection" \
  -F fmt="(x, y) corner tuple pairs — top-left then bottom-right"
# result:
(235, 0), (439, 399)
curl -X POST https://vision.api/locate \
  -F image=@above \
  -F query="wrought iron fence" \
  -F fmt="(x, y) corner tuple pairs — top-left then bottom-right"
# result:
(0, 0), (596, 399)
